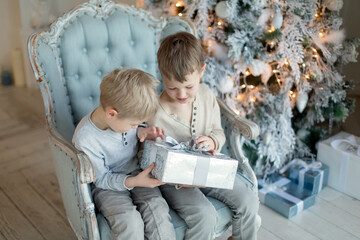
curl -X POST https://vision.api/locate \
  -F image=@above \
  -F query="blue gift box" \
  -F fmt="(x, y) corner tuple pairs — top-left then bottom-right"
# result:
(258, 174), (316, 218)
(289, 163), (329, 195)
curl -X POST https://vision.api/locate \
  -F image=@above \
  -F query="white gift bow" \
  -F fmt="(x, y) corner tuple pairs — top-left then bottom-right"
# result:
(330, 134), (360, 191)
(258, 177), (304, 215)
(330, 134), (360, 156)
(279, 158), (323, 193)
(161, 135), (190, 150)
(161, 135), (209, 152)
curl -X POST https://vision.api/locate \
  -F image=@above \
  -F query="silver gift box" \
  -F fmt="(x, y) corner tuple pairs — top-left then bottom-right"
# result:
(141, 140), (238, 189)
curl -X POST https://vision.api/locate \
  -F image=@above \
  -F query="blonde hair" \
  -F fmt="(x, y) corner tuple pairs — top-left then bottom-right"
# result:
(100, 68), (159, 120)
(157, 31), (204, 83)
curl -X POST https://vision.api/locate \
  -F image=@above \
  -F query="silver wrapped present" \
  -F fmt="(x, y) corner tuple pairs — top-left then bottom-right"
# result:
(141, 136), (238, 189)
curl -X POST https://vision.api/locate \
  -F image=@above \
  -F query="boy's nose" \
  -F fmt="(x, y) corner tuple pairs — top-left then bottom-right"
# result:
(177, 89), (186, 98)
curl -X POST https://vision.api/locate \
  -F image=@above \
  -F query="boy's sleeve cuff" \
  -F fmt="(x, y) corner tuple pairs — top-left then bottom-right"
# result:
(138, 122), (148, 128)
(123, 175), (134, 190)
(209, 135), (219, 152)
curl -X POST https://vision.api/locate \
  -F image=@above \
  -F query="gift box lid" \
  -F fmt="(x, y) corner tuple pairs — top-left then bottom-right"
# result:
(289, 163), (328, 191)
(318, 131), (360, 149)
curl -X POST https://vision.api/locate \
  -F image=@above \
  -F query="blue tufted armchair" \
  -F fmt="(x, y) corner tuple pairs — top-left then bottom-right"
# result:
(28, 0), (260, 239)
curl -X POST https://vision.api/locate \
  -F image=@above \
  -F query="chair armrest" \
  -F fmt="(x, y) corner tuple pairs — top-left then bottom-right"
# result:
(47, 121), (95, 184)
(47, 122), (99, 239)
(217, 98), (260, 140)
(217, 98), (260, 192)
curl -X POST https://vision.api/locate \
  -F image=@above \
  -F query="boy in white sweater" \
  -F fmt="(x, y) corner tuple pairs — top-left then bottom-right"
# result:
(148, 32), (259, 240)
(73, 69), (175, 239)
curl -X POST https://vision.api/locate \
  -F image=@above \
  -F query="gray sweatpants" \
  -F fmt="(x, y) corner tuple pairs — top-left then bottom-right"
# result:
(92, 186), (175, 240)
(160, 176), (259, 240)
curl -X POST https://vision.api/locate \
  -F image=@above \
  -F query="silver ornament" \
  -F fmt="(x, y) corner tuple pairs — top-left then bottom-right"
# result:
(261, 63), (272, 85)
(272, 10), (283, 29)
(213, 43), (229, 62)
(324, 0), (343, 11)
(249, 59), (266, 76)
(217, 75), (233, 93)
(262, 131), (271, 146)
(296, 92), (309, 113)
(297, 129), (310, 141)
(215, 1), (229, 19)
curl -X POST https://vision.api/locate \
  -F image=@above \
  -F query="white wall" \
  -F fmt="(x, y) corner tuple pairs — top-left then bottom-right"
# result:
(0, 0), (136, 87)
(18, 0), (89, 88)
(0, 0), (22, 72)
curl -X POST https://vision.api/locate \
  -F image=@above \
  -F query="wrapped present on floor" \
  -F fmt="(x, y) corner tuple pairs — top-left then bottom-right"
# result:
(317, 131), (360, 200)
(258, 174), (316, 218)
(279, 158), (329, 195)
(141, 136), (238, 189)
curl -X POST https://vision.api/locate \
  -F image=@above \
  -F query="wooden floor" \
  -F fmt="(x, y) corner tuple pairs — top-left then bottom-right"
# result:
(0, 85), (359, 240)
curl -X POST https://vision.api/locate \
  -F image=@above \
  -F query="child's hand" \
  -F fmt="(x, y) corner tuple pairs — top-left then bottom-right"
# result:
(194, 135), (216, 155)
(126, 163), (165, 188)
(137, 126), (165, 142)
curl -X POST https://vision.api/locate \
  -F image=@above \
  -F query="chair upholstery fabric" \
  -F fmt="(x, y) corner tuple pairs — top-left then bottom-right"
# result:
(34, 3), (193, 143)
(61, 13), (159, 127)
(29, 1), (259, 239)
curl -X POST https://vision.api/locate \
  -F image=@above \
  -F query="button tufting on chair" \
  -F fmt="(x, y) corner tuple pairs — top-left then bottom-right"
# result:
(83, 48), (87, 53)
(143, 63), (148, 69)
(130, 40), (135, 46)
(105, 47), (109, 52)
(75, 74), (79, 80)
(97, 71), (102, 76)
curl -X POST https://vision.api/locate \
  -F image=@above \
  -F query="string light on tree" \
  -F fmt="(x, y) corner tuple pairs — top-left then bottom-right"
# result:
(175, 1), (185, 16)
(289, 90), (296, 99)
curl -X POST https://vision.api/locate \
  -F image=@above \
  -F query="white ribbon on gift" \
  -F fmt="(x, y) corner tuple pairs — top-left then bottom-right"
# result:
(279, 158), (324, 193)
(258, 177), (304, 215)
(154, 135), (212, 186)
(330, 134), (360, 191)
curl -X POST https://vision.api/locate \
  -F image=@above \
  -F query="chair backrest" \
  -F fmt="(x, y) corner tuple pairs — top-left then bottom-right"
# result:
(28, 2), (195, 238)
(29, 0), (194, 142)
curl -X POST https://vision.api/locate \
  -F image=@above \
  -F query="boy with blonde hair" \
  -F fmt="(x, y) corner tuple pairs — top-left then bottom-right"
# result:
(149, 32), (259, 240)
(73, 68), (175, 240)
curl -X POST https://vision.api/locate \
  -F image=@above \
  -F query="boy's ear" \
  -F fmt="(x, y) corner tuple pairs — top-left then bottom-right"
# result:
(200, 64), (206, 78)
(105, 107), (118, 118)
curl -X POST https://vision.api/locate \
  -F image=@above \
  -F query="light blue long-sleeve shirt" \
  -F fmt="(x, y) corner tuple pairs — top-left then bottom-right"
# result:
(72, 112), (139, 191)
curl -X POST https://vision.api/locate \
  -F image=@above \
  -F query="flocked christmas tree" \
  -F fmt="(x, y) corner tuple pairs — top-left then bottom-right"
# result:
(145, 0), (360, 177)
